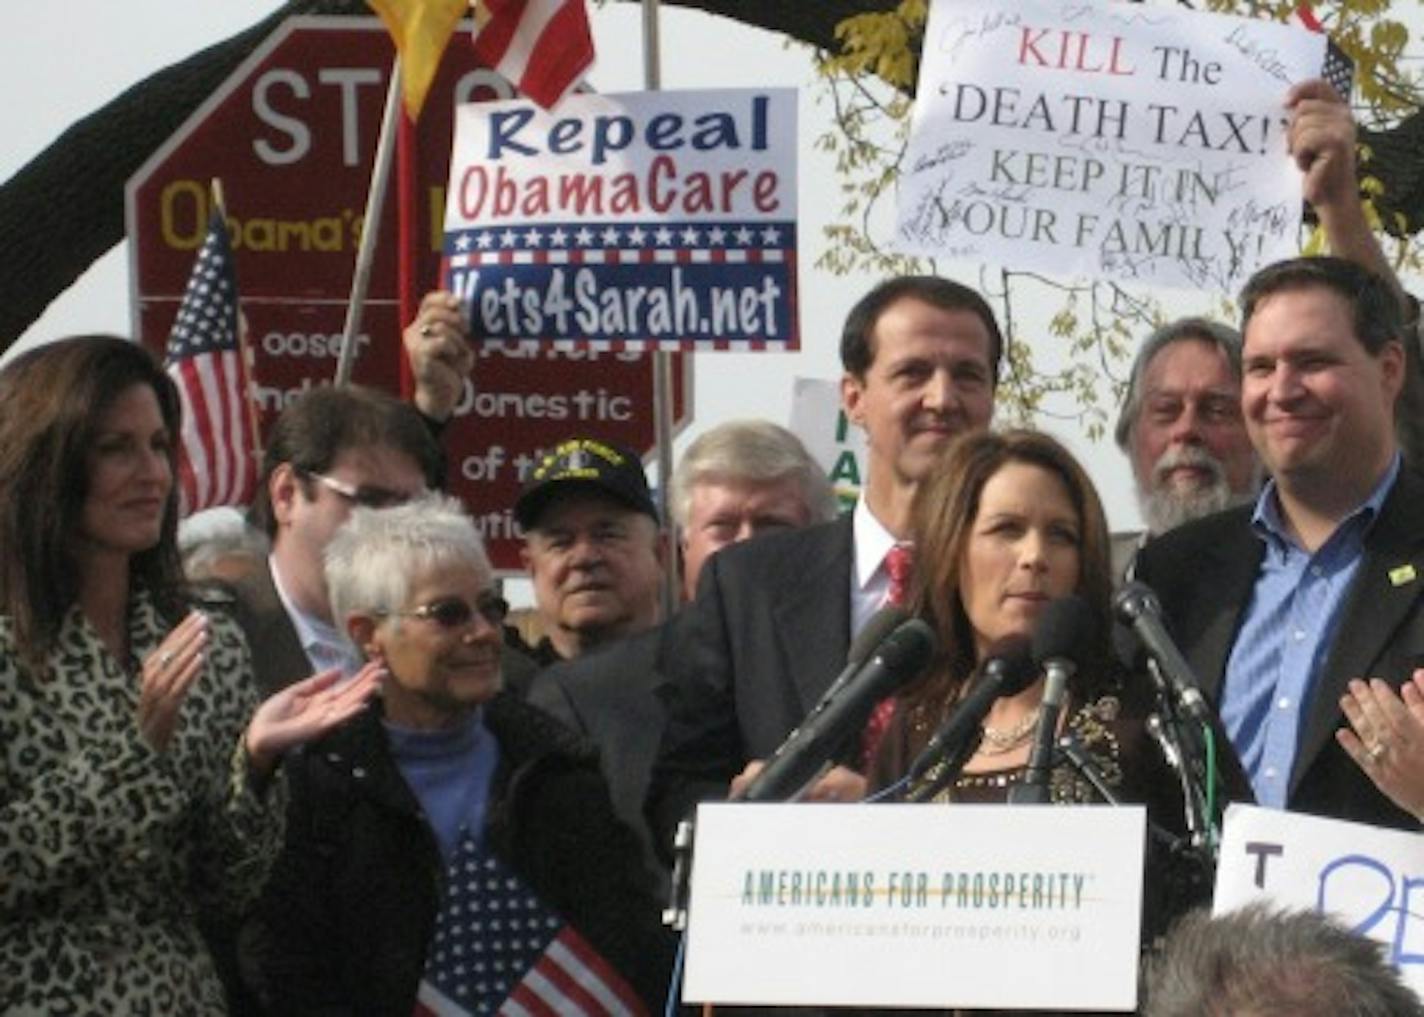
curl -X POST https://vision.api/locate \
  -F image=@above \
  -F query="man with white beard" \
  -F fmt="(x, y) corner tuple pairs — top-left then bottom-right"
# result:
(1112, 318), (1260, 574)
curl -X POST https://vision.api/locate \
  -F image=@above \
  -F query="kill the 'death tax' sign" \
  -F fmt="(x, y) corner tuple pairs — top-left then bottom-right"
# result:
(442, 88), (799, 351)
(896, 0), (1326, 290)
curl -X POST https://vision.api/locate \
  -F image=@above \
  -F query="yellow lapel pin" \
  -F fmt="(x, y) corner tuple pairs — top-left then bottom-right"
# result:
(1389, 564), (1418, 587)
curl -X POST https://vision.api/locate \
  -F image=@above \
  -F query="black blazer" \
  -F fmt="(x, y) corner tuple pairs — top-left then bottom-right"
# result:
(526, 616), (682, 882)
(645, 515), (855, 853)
(227, 563), (313, 700)
(1133, 465), (1424, 830)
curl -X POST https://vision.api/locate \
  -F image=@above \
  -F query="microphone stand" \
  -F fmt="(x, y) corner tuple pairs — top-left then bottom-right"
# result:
(662, 816), (696, 931)
(1141, 653), (1219, 856)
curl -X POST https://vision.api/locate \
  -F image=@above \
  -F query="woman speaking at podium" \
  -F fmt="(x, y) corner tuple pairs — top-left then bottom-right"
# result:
(869, 429), (1198, 954)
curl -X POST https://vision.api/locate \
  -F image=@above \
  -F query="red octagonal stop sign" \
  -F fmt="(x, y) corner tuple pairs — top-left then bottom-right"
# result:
(127, 15), (690, 571)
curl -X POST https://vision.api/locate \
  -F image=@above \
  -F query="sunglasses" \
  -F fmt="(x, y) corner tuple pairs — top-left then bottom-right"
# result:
(303, 470), (417, 510)
(381, 594), (509, 630)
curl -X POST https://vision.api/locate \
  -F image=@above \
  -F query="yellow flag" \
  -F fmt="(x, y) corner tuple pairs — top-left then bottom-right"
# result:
(367, 0), (469, 119)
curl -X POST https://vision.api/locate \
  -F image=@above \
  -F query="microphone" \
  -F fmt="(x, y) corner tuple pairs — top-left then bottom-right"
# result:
(741, 618), (937, 803)
(1010, 595), (1095, 805)
(905, 636), (1035, 783)
(1113, 581), (1211, 726)
(819, 605), (910, 703)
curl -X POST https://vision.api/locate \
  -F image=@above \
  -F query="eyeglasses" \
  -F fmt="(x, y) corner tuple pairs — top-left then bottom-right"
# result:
(379, 593), (509, 630)
(303, 470), (417, 510)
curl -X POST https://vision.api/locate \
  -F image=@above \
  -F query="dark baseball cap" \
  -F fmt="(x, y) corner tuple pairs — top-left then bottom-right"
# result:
(514, 437), (658, 530)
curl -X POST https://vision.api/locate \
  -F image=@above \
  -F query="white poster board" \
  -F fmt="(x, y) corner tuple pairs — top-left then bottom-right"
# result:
(897, 0), (1325, 290)
(685, 803), (1146, 1010)
(1216, 803), (1424, 998)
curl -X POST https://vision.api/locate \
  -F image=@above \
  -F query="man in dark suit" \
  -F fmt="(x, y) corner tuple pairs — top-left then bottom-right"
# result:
(645, 276), (1004, 851)
(1134, 256), (1424, 831)
(527, 421), (836, 866)
(232, 383), (446, 698)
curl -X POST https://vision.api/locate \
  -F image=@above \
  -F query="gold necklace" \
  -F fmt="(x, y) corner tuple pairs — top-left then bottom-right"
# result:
(978, 708), (1041, 755)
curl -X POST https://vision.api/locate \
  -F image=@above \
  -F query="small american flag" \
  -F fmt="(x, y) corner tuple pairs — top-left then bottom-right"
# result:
(471, 0), (593, 110)
(164, 208), (259, 517)
(1295, 4), (1355, 99)
(414, 837), (644, 1017)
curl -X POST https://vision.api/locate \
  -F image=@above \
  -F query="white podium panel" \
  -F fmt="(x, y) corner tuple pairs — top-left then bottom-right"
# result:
(684, 803), (1145, 1011)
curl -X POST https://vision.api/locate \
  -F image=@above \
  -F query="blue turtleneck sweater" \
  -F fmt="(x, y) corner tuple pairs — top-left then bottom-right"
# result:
(384, 709), (500, 862)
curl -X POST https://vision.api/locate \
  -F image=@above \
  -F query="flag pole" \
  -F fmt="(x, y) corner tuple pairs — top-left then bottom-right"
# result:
(642, 0), (680, 615)
(211, 177), (265, 463)
(335, 56), (405, 387)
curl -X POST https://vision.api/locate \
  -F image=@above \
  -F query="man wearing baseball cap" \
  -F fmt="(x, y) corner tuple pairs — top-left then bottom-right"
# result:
(513, 437), (665, 665)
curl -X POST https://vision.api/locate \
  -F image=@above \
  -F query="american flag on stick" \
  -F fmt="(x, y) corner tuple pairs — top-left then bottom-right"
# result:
(471, 0), (594, 110)
(164, 203), (261, 517)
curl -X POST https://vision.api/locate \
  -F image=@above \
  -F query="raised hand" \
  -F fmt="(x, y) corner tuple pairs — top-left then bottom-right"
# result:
(1285, 78), (1356, 216)
(404, 290), (474, 421)
(244, 660), (386, 776)
(137, 610), (210, 752)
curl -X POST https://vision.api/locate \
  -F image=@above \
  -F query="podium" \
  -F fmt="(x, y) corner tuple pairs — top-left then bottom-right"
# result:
(680, 803), (1146, 1012)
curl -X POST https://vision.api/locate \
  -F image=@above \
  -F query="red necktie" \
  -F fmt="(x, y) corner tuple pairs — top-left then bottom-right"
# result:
(861, 544), (914, 770)
(883, 543), (913, 607)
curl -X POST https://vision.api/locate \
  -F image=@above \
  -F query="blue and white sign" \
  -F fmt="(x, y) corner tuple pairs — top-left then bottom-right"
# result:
(443, 88), (799, 351)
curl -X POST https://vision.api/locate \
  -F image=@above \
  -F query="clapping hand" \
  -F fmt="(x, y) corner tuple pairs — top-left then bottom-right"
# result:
(137, 610), (210, 752)
(1337, 671), (1424, 821)
(244, 660), (386, 776)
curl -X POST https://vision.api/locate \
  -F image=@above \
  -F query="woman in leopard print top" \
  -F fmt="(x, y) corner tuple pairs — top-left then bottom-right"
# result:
(0, 337), (380, 1015)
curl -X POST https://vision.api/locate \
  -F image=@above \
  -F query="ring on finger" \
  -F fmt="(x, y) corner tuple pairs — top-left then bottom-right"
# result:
(158, 651), (175, 668)
(419, 323), (435, 337)
(1368, 741), (1388, 762)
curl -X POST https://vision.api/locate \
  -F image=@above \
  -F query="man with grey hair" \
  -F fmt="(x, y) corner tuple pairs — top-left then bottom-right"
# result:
(1112, 317), (1260, 572)
(1144, 904), (1422, 1017)
(528, 420), (836, 872)
(670, 419), (838, 601)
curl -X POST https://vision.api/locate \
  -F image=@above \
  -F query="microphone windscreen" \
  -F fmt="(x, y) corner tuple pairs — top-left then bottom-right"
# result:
(848, 605), (910, 666)
(981, 635), (1036, 696)
(873, 618), (937, 692)
(1111, 581), (1160, 625)
(1031, 595), (1096, 668)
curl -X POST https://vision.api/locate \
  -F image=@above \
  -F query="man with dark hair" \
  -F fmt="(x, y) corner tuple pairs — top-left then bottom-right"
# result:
(1134, 255), (1424, 829)
(646, 274), (1002, 851)
(234, 384), (444, 697)
(225, 290), (499, 701)
(1112, 80), (1424, 575)
(1144, 904), (1423, 1017)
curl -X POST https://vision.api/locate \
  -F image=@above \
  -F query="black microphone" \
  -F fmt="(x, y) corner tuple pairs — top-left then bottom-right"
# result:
(905, 636), (1035, 783)
(818, 605), (910, 703)
(741, 618), (937, 803)
(1113, 581), (1211, 726)
(1010, 595), (1095, 805)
